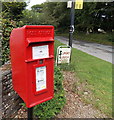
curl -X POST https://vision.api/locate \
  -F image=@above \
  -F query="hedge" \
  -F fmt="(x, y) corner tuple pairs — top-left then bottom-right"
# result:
(1, 19), (24, 65)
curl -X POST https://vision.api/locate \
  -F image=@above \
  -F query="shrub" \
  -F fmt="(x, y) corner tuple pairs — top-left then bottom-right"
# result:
(58, 63), (75, 72)
(33, 66), (66, 119)
(108, 33), (114, 42)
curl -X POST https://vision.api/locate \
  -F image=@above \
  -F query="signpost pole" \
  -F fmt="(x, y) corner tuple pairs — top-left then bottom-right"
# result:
(69, 0), (75, 47)
(28, 107), (33, 120)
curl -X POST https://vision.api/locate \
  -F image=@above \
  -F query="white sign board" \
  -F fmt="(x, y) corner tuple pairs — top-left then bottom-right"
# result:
(32, 45), (49, 59)
(56, 46), (71, 64)
(36, 66), (46, 92)
(67, 0), (72, 8)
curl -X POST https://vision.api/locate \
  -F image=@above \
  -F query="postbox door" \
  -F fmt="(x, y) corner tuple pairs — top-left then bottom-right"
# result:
(25, 42), (54, 105)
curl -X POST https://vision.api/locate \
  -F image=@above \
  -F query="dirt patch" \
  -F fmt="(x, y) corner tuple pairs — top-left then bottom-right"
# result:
(57, 71), (107, 118)
(14, 106), (27, 118)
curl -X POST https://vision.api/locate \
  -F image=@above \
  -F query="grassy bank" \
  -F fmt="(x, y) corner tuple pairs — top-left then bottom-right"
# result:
(57, 32), (114, 46)
(54, 40), (112, 117)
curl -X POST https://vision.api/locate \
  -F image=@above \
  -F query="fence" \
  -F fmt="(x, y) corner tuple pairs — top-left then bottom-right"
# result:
(1, 65), (23, 119)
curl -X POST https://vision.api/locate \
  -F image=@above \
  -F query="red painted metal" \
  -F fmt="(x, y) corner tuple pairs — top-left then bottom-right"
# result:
(10, 25), (54, 108)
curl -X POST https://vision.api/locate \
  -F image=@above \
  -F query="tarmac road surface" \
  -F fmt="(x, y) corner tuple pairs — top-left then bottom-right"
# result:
(55, 36), (113, 64)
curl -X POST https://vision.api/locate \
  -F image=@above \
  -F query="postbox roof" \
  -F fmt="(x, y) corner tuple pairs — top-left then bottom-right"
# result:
(23, 25), (54, 29)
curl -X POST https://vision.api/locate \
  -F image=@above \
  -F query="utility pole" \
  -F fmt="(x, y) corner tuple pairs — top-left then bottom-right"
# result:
(69, 0), (75, 47)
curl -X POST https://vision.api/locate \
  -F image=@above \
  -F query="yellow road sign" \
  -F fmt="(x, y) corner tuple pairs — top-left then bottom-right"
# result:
(75, 0), (83, 9)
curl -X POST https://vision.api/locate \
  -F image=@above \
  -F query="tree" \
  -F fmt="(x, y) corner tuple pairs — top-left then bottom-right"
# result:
(75, 3), (98, 33)
(37, 2), (70, 31)
(21, 9), (41, 25)
(95, 2), (114, 32)
(22, 2), (114, 33)
(52, 2), (70, 32)
(31, 4), (44, 13)
(2, 2), (27, 21)
(35, 2), (59, 28)
(75, 2), (114, 33)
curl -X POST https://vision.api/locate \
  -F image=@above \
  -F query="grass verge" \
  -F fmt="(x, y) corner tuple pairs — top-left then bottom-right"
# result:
(57, 32), (114, 46)
(54, 40), (112, 117)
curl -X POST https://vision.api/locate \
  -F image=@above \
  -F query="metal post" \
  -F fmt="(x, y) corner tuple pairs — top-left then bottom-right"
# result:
(28, 107), (33, 120)
(69, 0), (75, 47)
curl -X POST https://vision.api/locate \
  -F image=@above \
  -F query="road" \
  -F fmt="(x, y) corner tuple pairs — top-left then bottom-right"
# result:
(55, 36), (113, 64)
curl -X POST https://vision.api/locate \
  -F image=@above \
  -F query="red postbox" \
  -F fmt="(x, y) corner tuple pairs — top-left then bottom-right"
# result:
(10, 25), (54, 108)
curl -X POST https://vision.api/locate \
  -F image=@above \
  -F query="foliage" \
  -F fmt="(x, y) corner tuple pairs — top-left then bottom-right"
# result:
(75, 3), (97, 32)
(2, 2), (26, 21)
(58, 32), (114, 46)
(1, 2), (26, 64)
(35, 2), (114, 33)
(58, 63), (75, 72)
(1, 19), (24, 64)
(33, 66), (66, 119)
(22, 3), (60, 26)
(95, 2), (114, 32)
(108, 33), (114, 43)
(28, 2), (69, 29)
(42, 2), (70, 30)
(76, 2), (114, 32)
(38, 2), (59, 28)
(31, 4), (44, 13)
(21, 10), (41, 25)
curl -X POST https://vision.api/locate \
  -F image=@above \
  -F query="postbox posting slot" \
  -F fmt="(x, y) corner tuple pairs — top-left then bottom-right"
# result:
(25, 56), (54, 63)
(39, 59), (43, 64)
(26, 38), (54, 46)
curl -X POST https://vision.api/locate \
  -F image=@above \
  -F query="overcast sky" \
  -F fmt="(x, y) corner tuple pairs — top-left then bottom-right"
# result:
(26, 0), (46, 10)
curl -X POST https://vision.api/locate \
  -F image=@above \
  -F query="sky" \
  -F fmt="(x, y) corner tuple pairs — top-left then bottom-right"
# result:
(26, 0), (46, 10)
